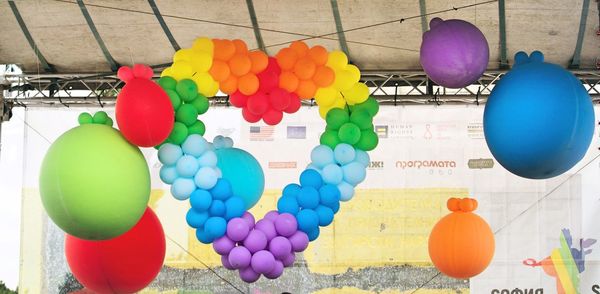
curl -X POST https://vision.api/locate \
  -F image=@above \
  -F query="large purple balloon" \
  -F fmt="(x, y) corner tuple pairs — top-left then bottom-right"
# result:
(251, 250), (276, 274)
(420, 17), (489, 88)
(227, 218), (250, 242)
(239, 266), (261, 283)
(228, 246), (251, 269)
(288, 231), (309, 252)
(244, 229), (268, 253)
(213, 236), (235, 255)
(275, 213), (298, 237)
(264, 260), (284, 279)
(269, 236), (292, 259)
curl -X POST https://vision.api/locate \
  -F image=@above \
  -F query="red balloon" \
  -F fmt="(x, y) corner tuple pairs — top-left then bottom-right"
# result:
(242, 107), (262, 123)
(263, 108), (284, 125)
(283, 93), (301, 114)
(229, 91), (249, 108)
(257, 58), (281, 92)
(269, 88), (291, 111)
(247, 92), (269, 115)
(116, 73), (174, 147)
(65, 208), (166, 294)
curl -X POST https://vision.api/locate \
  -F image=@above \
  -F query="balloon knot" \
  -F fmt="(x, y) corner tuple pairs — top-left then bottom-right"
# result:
(78, 111), (113, 127)
(213, 135), (234, 149)
(117, 64), (154, 83)
(447, 197), (478, 212)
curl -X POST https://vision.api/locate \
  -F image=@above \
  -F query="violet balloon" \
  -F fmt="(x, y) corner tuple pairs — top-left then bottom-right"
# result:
(420, 17), (489, 88)
(282, 252), (296, 267)
(274, 213), (298, 237)
(244, 229), (268, 253)
(228, 246), (252, 269)
(264, 260), (284, 279)
(264, 210), (279, 222)
(239, 266), (261, 283)
(269, 236), (292, 259)
(227, 218), (250, 242)
(255, 219), (277, 241)
(289, 231), (309, 252)
(241, 212), (255, 229)
(213, 236), (235, 255)
(221, 255), (235, 270)
(251, 250), (276, 274)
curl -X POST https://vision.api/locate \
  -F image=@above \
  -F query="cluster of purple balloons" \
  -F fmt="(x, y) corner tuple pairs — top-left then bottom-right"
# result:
(213, 210), (309, 282)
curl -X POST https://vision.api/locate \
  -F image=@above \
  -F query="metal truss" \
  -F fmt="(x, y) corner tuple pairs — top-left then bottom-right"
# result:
(1, 69), (599, 109)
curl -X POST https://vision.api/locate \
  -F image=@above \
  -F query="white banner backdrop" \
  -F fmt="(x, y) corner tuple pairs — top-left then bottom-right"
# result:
(16, 105), (600, 293)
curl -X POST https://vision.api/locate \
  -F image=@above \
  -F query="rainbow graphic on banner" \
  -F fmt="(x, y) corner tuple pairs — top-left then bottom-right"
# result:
(523, 229), (596, 294)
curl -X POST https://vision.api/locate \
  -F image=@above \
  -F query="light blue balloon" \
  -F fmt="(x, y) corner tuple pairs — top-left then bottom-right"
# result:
(322, 163), (343, 184)
(190, 189), (212, 211)
(354, 150), (370, 167)
(296, 209), (319, 233)
(342, 162), (367, 186)
(315, 205), (334, 227)
(213, 135), (226, 149)
(310, 145), (334, 168)
(277, 196), (299, 215)
(176, 155), (200, 178)
(186, 209), (209, 228)
(205, 217), (227, 239)
(222, 137), (234, 148)
(224, 196), (246, 220)
(197, 151), (218, 167)
(337, 181), (355, 201)
(334, 143), (356, 165)
(194, 167), (218, 189)
(171, 177), (196, 200)
(159, 165), (178, 184)
(182, 134), (208, 157)
(306, 164), (322, 174)
(158, 143), (183, 166)
(215, 148), (265, 210)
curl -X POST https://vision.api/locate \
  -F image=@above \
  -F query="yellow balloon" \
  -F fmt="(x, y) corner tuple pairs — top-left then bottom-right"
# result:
(204, 79), (219, 97)
(343, 82), (370, 105)
(173, 48), (194, 63)
(326, 50), (348, 70)
(192, 37), (214, 54)
(319, 96), (346, 118)
(346, 64), (361, 84)
(160, 67), (173, 78)
(333, 69), (354, 91)
(193, 72), (218, 97)
(190, 50), (213, 73)
(314, 87), (337, 107)
(169, 61), (194, 80)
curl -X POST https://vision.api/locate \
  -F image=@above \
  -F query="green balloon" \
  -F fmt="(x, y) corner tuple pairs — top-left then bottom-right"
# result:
(326, 108), (350, 130)
(105, 117), (114, 127)
(320, 130), (341, 149)
(92, 111), (109, 125)
(169, 122), (189, 145)
(176, 79), (198, 102)
(356, 129), (379, 151)
(350, 109), (372, 130)
(351, 96), (379, 117)
(165, 89), (182, 111)
(188, 120), (206, 135)
(175, 104), (198, 126)
(338, 122), (361, 145)
(158, 76), (177, 90)
(78, 113), (93, 125)
(190, 95), (209, 115)
(39, 124), (150, 240)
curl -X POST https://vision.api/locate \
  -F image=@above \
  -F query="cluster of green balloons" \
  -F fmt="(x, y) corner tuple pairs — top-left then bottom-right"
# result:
(320, 97), (379, 151)
(78, 111), (114, 126)
(157, 77), (209, 146)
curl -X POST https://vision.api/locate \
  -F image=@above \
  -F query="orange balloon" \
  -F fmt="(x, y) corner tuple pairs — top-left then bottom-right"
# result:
(308, 45), (328, 65)
(232, 39), (248, 54)
(296, 79), (317, 99)
(293, 57), (316, 80)
(312, 66), (335, 87)
(238, 73), (259, 96)
(428, 197), (495, 279)
(213, 39), (236, 61)
(290, 41), (309, 57)
(276, 48), (298, 71)
(229, 54), (252, 77)
(249, 51), (269, 74)
(279, 71), (299, 92)
(209, 60), (231, 82)
(220, 75), (238, 95)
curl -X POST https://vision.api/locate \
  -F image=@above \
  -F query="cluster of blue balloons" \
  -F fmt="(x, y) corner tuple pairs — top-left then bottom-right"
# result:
(307, 143), (369, 201)
(186, 177), (247, 243)
(277, 169), (341, 241)
(158, 134), (223, 200)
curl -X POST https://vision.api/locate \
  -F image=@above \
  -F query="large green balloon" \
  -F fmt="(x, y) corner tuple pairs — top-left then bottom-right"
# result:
(39, 124), (150, 240)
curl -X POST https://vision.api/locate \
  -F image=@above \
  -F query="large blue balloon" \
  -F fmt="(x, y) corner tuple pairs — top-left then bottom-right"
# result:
(484, 51), (594, 179)
(215, 147), (265, 209)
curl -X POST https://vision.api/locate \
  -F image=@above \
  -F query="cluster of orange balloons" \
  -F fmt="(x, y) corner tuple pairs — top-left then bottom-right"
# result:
(208, 39), (269, 96)
(275, 41), (335, 100)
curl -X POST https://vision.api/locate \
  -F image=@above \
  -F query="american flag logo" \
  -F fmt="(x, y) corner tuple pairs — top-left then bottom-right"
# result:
(249, 126), (275, 141)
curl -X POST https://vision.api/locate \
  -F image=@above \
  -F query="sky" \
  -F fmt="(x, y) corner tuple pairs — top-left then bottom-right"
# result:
(0, 107), (24, 290)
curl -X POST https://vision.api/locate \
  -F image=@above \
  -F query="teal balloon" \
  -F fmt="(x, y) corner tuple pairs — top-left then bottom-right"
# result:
(205, 216), (227, 239)
(277, 196), (299, 215)
(186, 209), (209, 228)
(315, 205), (334, 226)
(190, 189), (212, 211)
(224, 197), (246, 220)
(215, 148), (265, 210)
